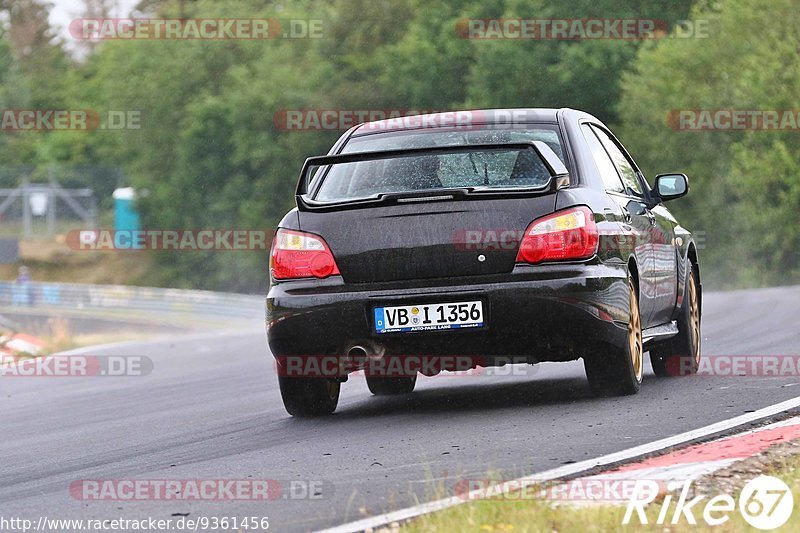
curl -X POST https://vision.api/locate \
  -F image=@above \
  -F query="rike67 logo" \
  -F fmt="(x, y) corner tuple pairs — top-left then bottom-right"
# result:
(624, 476), (793, 530)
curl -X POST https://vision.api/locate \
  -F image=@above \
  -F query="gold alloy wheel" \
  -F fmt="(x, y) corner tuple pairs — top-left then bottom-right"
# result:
(327, 380), (340, 401)
(688, 270), (701, 364)
(629, 278), (644, 382)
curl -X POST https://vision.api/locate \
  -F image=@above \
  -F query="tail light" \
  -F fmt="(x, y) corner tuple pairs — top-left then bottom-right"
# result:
(270, 229), (340, 280)
(516, 206), (599, 264)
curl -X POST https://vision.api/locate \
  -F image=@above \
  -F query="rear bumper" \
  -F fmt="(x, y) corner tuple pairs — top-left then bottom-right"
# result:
(266, 262), (630, 363)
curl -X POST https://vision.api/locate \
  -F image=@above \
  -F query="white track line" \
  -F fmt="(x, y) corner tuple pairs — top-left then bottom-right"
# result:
(317, 395), (800, 533)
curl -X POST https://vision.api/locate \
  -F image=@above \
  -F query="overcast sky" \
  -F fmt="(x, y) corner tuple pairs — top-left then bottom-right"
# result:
(49, 0), (140, 36)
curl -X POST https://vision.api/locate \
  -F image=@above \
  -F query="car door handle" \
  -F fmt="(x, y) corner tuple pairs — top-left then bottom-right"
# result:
(646, 210), (657, 226)
(621, 206), (632, 224)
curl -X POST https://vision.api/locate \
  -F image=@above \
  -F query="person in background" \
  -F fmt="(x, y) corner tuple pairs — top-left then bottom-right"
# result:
(16, 266), (30, 284)
(15, 266), (33, 305)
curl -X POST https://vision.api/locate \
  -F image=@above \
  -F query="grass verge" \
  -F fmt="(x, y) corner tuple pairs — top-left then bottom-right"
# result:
(402, 447), (800, 532)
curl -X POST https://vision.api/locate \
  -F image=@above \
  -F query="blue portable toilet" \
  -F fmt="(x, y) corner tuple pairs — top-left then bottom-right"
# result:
(112, 187), (141, 249)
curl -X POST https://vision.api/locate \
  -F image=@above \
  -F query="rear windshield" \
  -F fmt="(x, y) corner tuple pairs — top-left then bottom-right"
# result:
(312, 126), (564, 202)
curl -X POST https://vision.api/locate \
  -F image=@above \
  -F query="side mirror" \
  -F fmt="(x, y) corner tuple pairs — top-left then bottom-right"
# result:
(654, 173), (689, 202)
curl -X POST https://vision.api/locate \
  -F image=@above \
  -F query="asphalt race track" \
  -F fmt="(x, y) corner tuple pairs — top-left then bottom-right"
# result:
(2, 286), (800, 532)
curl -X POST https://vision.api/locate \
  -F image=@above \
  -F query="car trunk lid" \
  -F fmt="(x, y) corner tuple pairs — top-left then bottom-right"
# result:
(297, 195), (557, 283)
(293, 142), (568, 283)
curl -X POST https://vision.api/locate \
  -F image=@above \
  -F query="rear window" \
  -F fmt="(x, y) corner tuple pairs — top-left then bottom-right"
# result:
(312, 126), (564, 202)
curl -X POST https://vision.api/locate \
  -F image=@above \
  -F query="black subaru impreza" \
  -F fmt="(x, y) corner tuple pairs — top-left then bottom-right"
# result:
(267, 108), (701, 416)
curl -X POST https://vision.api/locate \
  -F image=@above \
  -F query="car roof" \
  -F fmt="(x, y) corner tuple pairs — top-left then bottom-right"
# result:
(349, 107), (601, 137)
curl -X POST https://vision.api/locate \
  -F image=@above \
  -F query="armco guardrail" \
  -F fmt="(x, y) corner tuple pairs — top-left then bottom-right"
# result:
(0, 281), (263, 324)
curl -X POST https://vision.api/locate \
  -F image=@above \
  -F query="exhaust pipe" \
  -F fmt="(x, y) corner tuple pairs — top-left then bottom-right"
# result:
(347, 345), (369, 358)
(345, 342), (385, 362)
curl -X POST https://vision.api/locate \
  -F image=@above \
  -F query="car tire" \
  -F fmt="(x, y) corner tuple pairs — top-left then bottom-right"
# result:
(366, 374), (417, 395)
(650, 266), (701, 377)
(584, 273), (643, 396)
(278, 376), (340, 417)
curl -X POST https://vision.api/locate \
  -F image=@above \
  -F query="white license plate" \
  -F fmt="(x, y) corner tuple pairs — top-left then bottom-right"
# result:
(374, 301), (484, 334)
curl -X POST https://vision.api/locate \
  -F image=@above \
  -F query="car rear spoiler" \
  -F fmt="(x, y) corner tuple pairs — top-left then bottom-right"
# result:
(295, 141), (570, 209)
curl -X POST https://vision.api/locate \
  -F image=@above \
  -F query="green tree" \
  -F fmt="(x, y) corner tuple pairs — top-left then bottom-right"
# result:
(0, 1), (73, 166)
(464, 0), (693, 123)
(618, 0), (800, 288)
